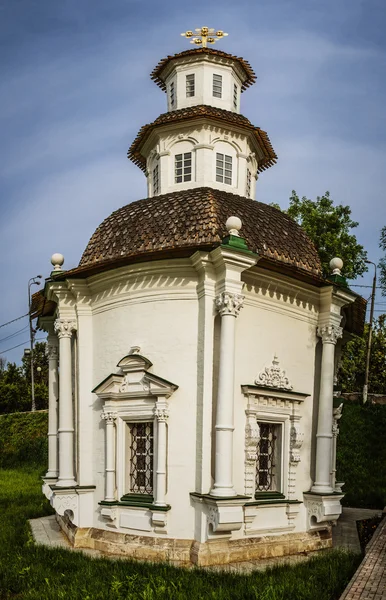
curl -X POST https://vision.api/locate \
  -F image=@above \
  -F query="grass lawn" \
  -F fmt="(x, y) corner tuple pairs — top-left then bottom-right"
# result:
(0, 468), (361, 600)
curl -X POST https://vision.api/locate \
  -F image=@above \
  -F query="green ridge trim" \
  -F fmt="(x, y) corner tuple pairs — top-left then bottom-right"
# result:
(50, 485), (96, 490)
(246, 499), (302, 506)
(254, 492), (286, 500)
(190, 492), (251, 501)
(99, 500), (171, 511)
(327, 274), (348, 288)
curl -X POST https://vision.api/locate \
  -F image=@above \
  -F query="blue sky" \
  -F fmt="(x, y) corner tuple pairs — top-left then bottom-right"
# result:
(1, 0), (386, 364)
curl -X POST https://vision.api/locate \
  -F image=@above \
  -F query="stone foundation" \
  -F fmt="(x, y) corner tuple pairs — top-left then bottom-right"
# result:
(56, 514), (332, 566)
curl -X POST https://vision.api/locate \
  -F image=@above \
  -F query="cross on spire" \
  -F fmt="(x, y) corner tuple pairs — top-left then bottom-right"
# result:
(181, 27), (228, 48)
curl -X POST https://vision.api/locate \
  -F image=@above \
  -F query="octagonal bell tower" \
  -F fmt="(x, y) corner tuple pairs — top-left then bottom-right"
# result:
(128, 27), (277, 200)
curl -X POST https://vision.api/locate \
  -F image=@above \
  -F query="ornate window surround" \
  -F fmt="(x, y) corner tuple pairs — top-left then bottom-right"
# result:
(241, 357), (309, 503)
(92, 351), (178, 530)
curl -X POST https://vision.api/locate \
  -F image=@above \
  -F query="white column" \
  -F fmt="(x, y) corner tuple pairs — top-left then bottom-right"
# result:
(311, 324), (342, 494)
(154, 404), (169, 506)
(45, 338), (59, 478)
(102, 411), (117, 501)
(210, 291), (244, 497)
(54, 318), (77, 487)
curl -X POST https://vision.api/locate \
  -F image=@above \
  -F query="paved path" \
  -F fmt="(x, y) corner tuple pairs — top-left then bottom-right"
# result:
(333, 508), (381, 553)
(339, 516), (386, 600)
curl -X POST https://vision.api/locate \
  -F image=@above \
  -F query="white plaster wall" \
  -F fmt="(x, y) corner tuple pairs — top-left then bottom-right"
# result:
(230, 272), (320, 533)
(88, 261), (199, 539)
(165, 61), (242, 113)
(69, 258), (322, 541)
(145, 123), (259, 198)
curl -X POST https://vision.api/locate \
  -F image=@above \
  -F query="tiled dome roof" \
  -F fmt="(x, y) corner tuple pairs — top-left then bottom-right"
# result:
(128, 105), (277, 174)
(79, 188), (322, 277)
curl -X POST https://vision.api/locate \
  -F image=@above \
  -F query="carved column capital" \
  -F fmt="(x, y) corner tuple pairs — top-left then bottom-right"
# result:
(47, 344), (59, 360)
(54, 318), (77, 339)
(317, 324), (343, 345)
(101, 411), (117, 424)
(155, 407), (169, 422)
(215, 291), (244, 317)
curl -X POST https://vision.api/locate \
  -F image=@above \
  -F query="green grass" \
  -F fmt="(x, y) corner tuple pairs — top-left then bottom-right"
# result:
(0, 467), (361, 599)
(0, 411), (48, 469)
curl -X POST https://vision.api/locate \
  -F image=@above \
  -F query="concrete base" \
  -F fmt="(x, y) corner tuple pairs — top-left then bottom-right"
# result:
(56, 513), (332, 566)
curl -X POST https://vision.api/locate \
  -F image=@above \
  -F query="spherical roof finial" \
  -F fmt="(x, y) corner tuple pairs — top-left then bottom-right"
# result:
(51, 253), (64, 272)
(226, 216), (242, 237)
(330, 257), (343, 276)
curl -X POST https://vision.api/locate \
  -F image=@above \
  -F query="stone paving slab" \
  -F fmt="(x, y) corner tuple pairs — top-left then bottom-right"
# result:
(339, 516), (386, 600)
(333, 508), (381, 553)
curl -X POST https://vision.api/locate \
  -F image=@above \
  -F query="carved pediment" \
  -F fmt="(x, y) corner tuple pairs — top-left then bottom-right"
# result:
(255, 355), (293, 391)
(92, 352), (178, 400)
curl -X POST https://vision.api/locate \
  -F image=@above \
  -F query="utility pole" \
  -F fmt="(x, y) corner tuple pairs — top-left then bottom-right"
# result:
(363, 260), (377, 404)
(28, 275), (42, 412)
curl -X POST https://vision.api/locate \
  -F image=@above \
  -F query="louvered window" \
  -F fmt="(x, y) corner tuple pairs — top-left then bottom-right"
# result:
(128, 422), (154, 495)
(153, 164), (160, 195)
(213, 74), (222, 98)
(170, 81), (175, 108)
(246, 168), (252, 197)
(175, 152), (192, 183)
(186, 74), (195, 97)
(216, 153), (232, 185)
(233, 83), (238, 109)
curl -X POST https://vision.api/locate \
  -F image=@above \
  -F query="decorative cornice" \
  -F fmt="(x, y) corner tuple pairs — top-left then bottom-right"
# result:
(54, 319), (77, 339)
(317, 325), (343, 345)
(255, 355), (293, 391)
(215, 291), (244, 316)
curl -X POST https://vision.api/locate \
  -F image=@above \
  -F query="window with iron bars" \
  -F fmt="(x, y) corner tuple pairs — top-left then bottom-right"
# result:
(175, 152), (192, 183)
(246, 168), (252, 198)
(170, 81), (175, 108)
(213, 74), (222, 98)
(233, 83), (238, 109)
(216, 153), (232, 185)
(128, 422), (154, 495)
(153, 163), (160, 195)
(255, 422), (280, 492)
(186, 74), (195, 97)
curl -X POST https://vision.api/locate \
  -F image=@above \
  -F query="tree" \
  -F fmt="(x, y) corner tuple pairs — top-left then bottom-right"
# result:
(379, 226), (386, 295)
(0, 342), (48, 414)
(338, 315), (386, 394)
(21, 341), (48, 386)
(281, 191), (368, 279)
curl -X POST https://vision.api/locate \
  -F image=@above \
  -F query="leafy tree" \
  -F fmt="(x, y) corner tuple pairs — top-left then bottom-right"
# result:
(0, 342), (48, 414)
(338, 315), (386, 393)
(277, 191), (368, 279)
(21, 341), (48, 386)
(379, 226), (386, 295)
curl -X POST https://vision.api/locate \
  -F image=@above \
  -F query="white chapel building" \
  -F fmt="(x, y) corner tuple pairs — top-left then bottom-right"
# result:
(35, 31), (366, 565)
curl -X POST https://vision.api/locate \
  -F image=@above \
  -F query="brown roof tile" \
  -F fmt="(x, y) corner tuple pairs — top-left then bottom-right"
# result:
(128, 105), (277, 174)
(150, 48), (257, 92)
(79, 187), (322, 276)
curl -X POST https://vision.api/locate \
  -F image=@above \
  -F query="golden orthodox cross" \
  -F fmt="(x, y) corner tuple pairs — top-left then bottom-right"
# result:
(181, 27), (228, 48)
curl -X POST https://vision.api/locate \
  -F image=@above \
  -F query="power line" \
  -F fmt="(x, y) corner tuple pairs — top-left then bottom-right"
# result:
(0, 325), (29, 345)
(0, 314), (28, 329)
(350, 284), (383, 289)
(0, 338), (45, 355)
